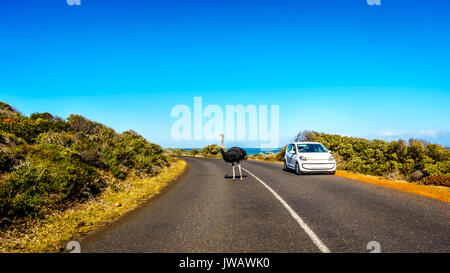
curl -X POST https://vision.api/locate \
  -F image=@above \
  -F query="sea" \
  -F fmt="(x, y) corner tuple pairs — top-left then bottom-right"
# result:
(181, 148), (282, 156)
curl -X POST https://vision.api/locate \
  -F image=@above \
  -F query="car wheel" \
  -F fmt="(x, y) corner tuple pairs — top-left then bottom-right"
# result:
(329, 171), (336, 175)
(295, 163), (302, 175)
(283, 160), (288, 171)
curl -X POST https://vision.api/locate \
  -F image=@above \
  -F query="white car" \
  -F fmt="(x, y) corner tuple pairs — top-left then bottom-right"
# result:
(283, 142), (336, 175)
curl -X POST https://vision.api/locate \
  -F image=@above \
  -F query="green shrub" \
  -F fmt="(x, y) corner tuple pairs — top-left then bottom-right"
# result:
(0, 130), (24, 146)
(80, 149), (107, 169)
(0, 101), (171, 227)
(0, 115), (68, 143)
(275, 146), (287, 161)
(37, 131), (74, 148)
(0, 102), (15, 111)
(0, 150), (104, 222)
(410, 170), (425, 181)
(0, 150), (13, 173)
(101, 130), (168, 179)
(167, 149), (193, 156)
(294, 130), (450, 182)
(249, 152), (268, 160)
(171, 149), (185, 156)
(108, 158), (127, 180)
(201, 144), (221, 156)
(67, 114), (101, 135)
(30, 112), (62, 122)
(190, 149), (200, 156)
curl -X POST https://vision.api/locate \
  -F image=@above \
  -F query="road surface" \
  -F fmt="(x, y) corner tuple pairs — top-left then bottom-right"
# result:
(81, 157), (450, 253)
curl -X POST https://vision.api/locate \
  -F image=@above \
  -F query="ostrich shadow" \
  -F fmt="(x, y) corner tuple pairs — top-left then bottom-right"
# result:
(224, 175), (248, 179)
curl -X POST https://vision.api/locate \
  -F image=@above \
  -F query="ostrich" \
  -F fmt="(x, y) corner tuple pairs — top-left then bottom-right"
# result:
(220, 134), (248, 180)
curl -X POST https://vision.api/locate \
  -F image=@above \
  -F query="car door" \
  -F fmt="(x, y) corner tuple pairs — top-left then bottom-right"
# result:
(287, 144), (296, 168)
(292, 144), (299, 167)
(285, 144), (291, 167)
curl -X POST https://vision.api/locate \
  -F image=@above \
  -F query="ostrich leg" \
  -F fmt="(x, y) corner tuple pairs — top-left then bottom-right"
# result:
(231, 165), (236, 180)
(238, 164), (243, 180)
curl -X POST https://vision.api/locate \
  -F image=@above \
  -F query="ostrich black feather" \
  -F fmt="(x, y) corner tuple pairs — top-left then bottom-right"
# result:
(220, 147), (248, 165)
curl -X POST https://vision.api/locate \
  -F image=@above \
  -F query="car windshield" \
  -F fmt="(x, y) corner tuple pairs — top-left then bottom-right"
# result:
(297, 144), (328, 153)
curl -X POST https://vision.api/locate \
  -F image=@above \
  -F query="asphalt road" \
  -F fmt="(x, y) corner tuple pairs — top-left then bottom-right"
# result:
(81, 157), (450, 253)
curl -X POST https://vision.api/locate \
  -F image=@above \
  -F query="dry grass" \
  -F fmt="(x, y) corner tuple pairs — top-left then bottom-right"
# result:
(335, 170), (450, 203)
(0, 158), (186, 253)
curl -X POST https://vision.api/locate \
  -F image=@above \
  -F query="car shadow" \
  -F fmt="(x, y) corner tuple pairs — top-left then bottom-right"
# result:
(285, 168), (332, 175)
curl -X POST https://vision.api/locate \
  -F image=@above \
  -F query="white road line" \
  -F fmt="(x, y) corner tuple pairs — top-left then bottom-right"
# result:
(242, 167), (331, 253)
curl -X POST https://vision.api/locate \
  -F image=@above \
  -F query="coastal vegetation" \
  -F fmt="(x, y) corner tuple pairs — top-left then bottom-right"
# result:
(165, 144), (222, 158)
(0, 101), (174, 230)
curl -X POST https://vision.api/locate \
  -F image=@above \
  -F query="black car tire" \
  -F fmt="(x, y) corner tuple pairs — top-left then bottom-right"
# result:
(295, 163), (302, 175)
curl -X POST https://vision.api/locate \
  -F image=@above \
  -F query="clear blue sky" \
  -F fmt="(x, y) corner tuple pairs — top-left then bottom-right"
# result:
(1, 0), (449, 147)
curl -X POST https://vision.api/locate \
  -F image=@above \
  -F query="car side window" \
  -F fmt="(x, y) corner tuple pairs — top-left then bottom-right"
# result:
(287, 144), (293, 154)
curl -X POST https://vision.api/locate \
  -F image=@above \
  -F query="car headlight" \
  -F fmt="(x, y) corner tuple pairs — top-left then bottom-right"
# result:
(328, 156), (335, 161)
(299, 156), (308, 161)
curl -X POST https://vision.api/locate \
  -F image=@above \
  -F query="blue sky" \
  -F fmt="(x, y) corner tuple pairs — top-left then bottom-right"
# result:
(1, 0), (449, 147)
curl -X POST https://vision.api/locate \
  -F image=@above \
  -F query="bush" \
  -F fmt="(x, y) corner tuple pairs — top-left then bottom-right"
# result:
(67, 114), (101, 135)
(0, 115), (68, 143)
(294, 130), (450, 182)
(0, 149), (104, 222)
(275, 146), (287, 161)
(30, 112), (62, 122)
(0, 150), (13, 173)
(250, 152), (268, 160)
(420, 174), (450, 187)
(80, 149), (107, 169)
(170, 149), (186, 156)
(102, 130), (168, 178)
(410, 170), (424, 181)
(247, 147), (286, 162)
(0, 101), (171, 227)
(37, 131), (74, 148)
(201, 144), (221, 156)
(190, 149), (200, 156)
(0, 102), (17, 113)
